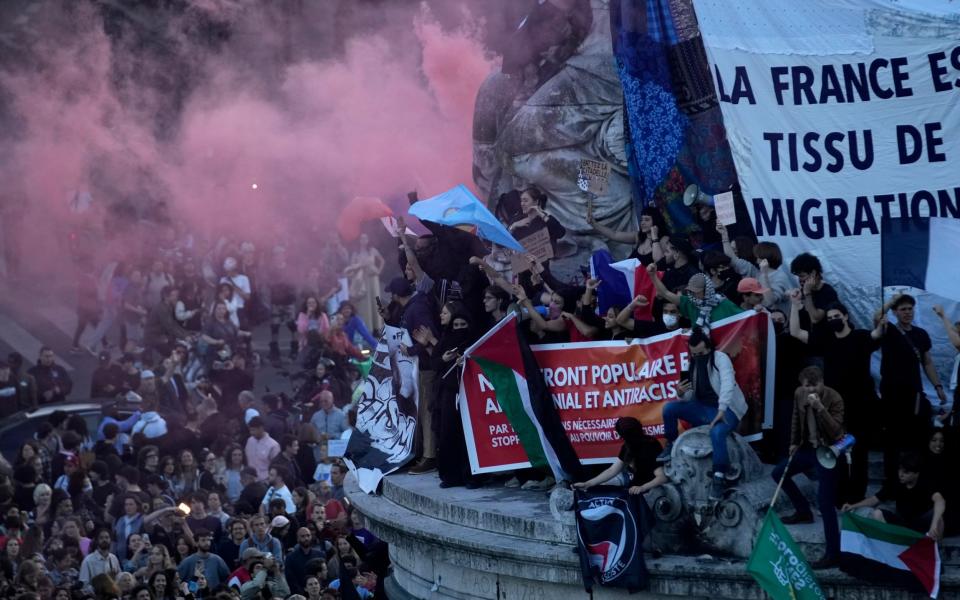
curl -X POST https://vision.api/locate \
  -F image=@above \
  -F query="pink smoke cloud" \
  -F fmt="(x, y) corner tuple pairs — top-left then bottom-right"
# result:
(0, 1), (495, 279)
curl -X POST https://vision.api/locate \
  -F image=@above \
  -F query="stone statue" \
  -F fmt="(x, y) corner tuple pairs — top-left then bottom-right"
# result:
(552, 425), (806, 559)
(473, 0), (635, 270)
(644, 426), (778, 558)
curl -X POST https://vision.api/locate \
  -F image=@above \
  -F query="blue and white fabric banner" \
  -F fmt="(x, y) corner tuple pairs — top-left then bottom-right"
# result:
(691, 0), (960, 323)
(882, 217), (960, 302)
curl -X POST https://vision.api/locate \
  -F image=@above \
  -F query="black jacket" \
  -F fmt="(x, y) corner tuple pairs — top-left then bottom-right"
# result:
(28, 362), (72, 403)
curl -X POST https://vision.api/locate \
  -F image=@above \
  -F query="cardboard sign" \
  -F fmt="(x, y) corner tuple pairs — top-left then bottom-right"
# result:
(519, 227), (554, 262)
(714, 191), (737, 226)
(510, 227), (554, 272)
(578, 159), (610, 194)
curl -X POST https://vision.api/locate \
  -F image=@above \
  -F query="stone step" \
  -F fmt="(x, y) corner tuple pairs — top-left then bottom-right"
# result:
(384, 472), (960, 567)
(351, 475), (960, 599)
(381, 473), (577, 544)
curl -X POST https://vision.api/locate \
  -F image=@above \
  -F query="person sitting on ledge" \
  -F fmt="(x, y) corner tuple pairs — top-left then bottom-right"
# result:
(573, 417), (667, 496)
(656, 327), (747, 502)
(842, 451), (948, 541)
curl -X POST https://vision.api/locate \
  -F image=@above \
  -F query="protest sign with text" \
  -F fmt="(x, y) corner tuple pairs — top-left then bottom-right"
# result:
(691, 0), (960, 322)
(460, 311), (773, 474)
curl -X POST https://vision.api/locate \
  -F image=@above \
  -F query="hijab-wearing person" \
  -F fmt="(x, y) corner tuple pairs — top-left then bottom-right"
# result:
(412, 301), (478, 488)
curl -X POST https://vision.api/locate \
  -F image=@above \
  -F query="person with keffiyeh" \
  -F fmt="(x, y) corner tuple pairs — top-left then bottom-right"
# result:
(646, 264), (743, 329)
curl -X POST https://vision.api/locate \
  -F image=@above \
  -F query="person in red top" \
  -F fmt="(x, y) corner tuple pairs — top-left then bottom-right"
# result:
(226, 547), (263, 590)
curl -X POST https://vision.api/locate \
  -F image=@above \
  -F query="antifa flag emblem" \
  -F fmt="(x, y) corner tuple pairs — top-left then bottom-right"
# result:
(575, 488), (650, 592)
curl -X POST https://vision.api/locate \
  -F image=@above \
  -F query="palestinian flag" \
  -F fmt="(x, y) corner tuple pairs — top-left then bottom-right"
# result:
(840, 512), (941, 598)
(464, 314), (583, 481)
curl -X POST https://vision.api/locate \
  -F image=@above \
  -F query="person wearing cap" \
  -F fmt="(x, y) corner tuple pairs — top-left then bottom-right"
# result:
(227, 547), (264, 589)
(386, 275), (440, 475)
(239, 552), (290, 600)
(177, 528), (230, 589)
(646, 264), (743, 329)
(245, 417), (281, 482)
(736, 278), (769, 312)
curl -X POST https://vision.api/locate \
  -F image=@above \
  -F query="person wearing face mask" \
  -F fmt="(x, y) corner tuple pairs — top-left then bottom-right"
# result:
(647, 265), (743, 330)
(656, 328), (748, 501)
(615, 295), (683, 338)
(512, 286), (579, 344)
(789, 299), (880, 502)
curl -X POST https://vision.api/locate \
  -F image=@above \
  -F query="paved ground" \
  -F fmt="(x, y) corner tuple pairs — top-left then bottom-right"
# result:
(0, 274), (298, 403)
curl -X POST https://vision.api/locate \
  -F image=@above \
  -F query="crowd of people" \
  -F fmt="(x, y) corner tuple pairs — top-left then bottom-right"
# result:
(1, 183), (959, 600)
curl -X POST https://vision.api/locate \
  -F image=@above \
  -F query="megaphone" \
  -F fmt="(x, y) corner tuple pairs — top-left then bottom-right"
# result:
(683, 184), (714, 207)
(816, 433), (856, 469)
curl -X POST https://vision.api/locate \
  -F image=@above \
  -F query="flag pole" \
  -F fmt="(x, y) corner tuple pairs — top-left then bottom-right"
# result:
(768, 447), (798, 511)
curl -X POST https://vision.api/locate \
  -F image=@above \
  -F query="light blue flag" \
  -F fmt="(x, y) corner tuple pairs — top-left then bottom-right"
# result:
(408, 184), (524, 251)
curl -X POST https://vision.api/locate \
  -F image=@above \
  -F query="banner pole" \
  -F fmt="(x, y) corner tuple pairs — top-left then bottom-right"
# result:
(768, 447), (798, 511)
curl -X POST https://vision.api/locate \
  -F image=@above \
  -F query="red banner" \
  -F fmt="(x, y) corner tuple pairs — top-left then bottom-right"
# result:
(459, 311), (774, 474)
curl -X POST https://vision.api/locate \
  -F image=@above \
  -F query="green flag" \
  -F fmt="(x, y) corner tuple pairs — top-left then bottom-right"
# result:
(747, 512), (826, 600)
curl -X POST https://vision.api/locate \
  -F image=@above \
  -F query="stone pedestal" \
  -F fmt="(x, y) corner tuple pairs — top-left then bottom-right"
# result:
(346, 472), (960, 599)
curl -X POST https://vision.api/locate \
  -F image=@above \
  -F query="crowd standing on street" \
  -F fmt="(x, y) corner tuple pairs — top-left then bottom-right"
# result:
(1, 183), (959, 600)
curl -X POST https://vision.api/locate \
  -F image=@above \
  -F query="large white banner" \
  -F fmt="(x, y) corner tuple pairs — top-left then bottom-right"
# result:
(692, 0), (960, 323)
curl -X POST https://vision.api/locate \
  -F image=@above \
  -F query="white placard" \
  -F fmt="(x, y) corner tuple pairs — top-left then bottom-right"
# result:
(714, 191), (737, 226)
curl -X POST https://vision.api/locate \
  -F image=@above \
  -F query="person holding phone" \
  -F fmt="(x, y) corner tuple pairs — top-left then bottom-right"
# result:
(656, 327), (748, 501)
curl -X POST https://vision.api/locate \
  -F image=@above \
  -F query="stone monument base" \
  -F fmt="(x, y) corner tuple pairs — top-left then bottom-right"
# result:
(346, 472), (960, 599)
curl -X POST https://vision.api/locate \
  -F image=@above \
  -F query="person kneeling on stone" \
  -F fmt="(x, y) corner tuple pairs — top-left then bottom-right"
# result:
(656, 327), (747, 501)
(772, 366), (845, 570)
(573, 417), (667, 495)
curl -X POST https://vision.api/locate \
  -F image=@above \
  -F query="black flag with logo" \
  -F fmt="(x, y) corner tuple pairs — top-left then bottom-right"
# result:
(574, 487), (651, 593)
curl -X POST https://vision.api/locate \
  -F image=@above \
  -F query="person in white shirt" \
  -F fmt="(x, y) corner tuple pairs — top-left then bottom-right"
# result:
(221, 257), (251, 311)
(79, 528), (121, 591)
(261, 466), (296, 514)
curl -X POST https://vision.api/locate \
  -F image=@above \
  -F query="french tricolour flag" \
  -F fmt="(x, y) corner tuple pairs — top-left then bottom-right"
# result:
(590, 250), (656, 320)
(882, 217), (960, 300)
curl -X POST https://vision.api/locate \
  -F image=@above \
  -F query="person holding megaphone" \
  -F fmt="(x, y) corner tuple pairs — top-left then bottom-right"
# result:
(771, 366), (846, 569)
